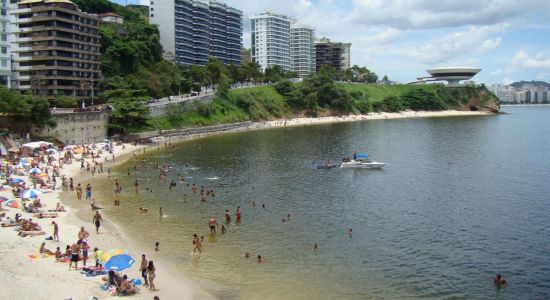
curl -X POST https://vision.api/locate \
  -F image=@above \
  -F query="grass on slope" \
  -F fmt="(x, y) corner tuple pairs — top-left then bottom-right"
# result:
(339, 83), (442, 104)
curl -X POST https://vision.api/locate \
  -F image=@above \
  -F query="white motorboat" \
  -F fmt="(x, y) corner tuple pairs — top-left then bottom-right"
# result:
(340, 160), (386, 169)
(340, 152), (386, 169)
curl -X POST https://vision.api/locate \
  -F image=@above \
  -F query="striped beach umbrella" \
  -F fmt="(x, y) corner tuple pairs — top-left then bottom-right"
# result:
(102, 248), (128, 264)
(21, 189), (42, 199)
(4, 199), (22, 209)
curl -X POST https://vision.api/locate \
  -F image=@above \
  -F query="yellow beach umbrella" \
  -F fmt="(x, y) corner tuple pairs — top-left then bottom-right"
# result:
(102, 248), (128, 263)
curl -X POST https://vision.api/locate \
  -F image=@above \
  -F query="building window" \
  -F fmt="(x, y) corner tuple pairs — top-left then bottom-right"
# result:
(0, 34), (5, 42)
(150, 14), (154, 17)
(150, 7), (154, 11)
(1, 60), (7, 67)
(1, 47), (6, 54)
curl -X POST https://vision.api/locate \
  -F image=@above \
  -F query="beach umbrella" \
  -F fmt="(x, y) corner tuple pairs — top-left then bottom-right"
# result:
(29, 167), (42, 174)
(10, 178), (24, 184)
(102, 248), (128, 263)
(4, 199), (22, 209)
(37, 173), (48, 178)
(104, 254), (135, 271)
(21, 189), (42, 199)
(46, 148), (57, 154)
(15, 162), (29, 168)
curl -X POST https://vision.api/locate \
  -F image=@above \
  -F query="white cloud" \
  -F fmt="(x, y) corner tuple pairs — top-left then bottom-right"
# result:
(349, 0), (550, 29)
(360, 28), (403, 45)
(512, 51), (550, 68)
(404, 24), (507, 64)
(139, 0), (149, 5)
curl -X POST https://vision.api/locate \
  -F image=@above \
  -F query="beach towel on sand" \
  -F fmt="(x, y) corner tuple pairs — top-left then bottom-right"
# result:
(28, 253), (52, 260)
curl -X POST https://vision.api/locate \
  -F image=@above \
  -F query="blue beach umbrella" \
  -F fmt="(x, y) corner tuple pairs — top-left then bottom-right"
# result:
(10, 178), (24, 184)
(21, 189), (42, 199)
(16, 162), (29, 168)
(105, 254), (135, 271)
(29, 167), (42, 174)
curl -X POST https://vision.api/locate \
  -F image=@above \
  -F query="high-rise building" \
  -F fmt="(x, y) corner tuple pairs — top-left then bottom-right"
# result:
(150, 0), (242, 66)
(0, 0), (10, 88)
(250, 12), (291, 71)
(315, 37), (351, 71)
(290, 23), (315, 78)
(11, 0), (101, 102)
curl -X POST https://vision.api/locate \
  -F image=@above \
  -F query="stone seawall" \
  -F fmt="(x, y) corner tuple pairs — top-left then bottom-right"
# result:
(34, 110), (109, 145)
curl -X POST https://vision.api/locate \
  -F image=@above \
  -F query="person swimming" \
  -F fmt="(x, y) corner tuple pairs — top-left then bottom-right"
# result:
(494, 274), (507, 287)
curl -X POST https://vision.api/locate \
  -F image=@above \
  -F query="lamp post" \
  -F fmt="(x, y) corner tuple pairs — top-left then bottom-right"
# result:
(90, 79), (94, 106)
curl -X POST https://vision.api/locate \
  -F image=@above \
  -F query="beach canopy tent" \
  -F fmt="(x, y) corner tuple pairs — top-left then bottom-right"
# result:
(22, 141), (53, 150)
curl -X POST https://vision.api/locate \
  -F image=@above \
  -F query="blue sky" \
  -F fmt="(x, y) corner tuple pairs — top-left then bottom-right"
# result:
(111, 0), (550, 84)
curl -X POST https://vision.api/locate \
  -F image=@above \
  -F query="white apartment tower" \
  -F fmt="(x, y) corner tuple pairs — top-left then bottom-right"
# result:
(0, 0), (10, 87)
(250, 12), (291, 71)
(290, 23), (315, 77)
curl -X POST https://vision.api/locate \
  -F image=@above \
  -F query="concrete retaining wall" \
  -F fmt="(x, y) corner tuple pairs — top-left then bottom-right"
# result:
(34, 110), (109, 145)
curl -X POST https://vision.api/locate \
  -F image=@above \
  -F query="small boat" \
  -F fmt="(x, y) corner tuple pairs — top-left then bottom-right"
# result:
(340, 153), (386, 169)
(340, 160), (386, 169)
(316, 163), (339, 169)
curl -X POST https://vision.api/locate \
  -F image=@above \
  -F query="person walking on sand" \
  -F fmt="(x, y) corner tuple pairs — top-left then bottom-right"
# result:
(140, 254), (149, 287)
(68, 240), (81, 270)
(75, 183), (82, 200)
(52, 221), (59, 242)
(85, 183), (92, 201)
(78, 226), (89, 240)
(93, 211), (102, 233)
(147, 261), (157, 291)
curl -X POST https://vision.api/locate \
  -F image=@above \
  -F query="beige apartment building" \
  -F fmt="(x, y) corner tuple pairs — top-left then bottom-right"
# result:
(11, 0), (101, 103)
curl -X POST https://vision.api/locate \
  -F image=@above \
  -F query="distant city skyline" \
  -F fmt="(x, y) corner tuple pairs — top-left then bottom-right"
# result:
(112, 0), (550, 85)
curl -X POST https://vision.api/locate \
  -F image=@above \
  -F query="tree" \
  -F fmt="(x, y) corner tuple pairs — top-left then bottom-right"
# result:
(108, 94), (150, 133)
(0, 87), (55, 129)
(264, 65), (285, 83)
(55, 95), (79, 108)
(215, 73), (231, 99)
(206, 57), (224, 86)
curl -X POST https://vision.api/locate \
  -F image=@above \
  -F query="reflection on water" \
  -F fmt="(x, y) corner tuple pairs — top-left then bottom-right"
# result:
(95, 107), (550, 299)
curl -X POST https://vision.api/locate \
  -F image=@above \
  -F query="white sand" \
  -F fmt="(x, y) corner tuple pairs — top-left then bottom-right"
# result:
(0, 110), (493, 299)
(0, 143), (212, 300)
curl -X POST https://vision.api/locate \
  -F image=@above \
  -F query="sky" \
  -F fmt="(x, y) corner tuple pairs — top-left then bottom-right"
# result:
(113, 0), (550, 84)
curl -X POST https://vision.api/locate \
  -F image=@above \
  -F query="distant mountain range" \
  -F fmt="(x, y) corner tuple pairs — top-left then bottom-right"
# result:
(509, 80), (550, 89)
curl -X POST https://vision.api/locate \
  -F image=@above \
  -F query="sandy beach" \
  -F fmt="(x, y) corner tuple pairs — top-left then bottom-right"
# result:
(0, 110), (494, 299)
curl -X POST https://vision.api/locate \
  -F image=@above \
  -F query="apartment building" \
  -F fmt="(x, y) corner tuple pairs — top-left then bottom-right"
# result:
(11, 0), (101, 102)
(0, 0), (9, 87)
(315, 37), (351, 71)
(290, 23), (315, 78)
(250, 12), (291, 71)
(150, 0), (242, 65)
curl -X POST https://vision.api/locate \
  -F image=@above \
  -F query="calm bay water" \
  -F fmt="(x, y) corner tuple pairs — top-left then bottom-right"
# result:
(96, 106), (550, 299)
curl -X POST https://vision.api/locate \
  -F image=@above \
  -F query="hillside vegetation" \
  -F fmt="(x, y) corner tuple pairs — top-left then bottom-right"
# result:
(147, 73), (500, 132)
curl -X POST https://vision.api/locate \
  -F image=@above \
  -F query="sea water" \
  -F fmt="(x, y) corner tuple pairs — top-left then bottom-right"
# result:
(94, 106), (550, 299)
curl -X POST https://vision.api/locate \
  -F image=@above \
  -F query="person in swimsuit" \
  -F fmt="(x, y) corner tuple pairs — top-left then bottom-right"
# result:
(140, 254), (149, 287)
(147, 261), (157, 291)
(75, 183), (82, 200)
(208, 216), (218, 234)
(93, 211), (102, 233)
(68, 240), (81, 270)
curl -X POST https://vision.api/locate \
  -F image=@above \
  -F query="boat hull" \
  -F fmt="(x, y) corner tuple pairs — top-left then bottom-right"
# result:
(340, 161), (386, 169)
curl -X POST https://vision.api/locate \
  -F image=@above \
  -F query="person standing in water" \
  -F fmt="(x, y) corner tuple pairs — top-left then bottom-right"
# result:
(159, 207), (163, 219)
(208, 216), (218, 234)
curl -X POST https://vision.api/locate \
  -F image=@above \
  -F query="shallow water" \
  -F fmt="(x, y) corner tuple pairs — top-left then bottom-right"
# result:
(95, 107), (550, 299)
